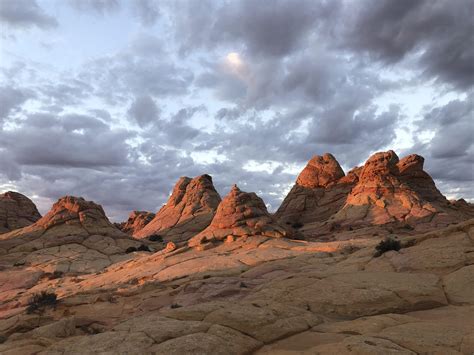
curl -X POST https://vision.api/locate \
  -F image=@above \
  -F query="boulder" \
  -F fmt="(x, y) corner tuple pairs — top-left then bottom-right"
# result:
(116, 211), (155, 235)
(0, 191), (41, 234)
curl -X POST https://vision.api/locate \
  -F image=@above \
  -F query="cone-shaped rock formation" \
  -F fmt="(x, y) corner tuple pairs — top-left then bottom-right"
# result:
(277, 150), (474, 236)
(117, 211), (155, 235)
(332, 150), (473, 227)
(135, 174), (221, 242)
(0, 196), (148, 273)
(275, 154), (358, 227)
(0, 191), (41, 234)
(189, 185), (290, 247)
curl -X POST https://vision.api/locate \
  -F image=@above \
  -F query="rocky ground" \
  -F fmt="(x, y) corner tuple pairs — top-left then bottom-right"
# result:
(0, 218), (472, 354)
(1, 150), (473, 354)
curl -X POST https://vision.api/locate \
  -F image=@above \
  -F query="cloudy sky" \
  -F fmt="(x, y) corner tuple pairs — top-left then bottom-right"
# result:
(0, 0), (472, 221)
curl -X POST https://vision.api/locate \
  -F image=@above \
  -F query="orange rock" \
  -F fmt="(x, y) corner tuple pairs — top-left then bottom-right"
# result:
(189, 185), (289, 246)
(135, 175), (221, 242)
(117, 211), (155, 235)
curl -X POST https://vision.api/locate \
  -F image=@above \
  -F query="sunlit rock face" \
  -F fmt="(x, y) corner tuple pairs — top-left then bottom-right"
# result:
(0, 191), (41, 234)
(135, 174), (222, 242)
(189, 184), (290, 247)
(333, 150), (474, 228)
(276, 150), (474, 237)
(116, 211), (155, 235)
(275, 154), (359, 229)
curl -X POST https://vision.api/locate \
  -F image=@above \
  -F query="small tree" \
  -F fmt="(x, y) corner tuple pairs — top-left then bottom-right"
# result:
(26, 291), (58, 315)
(374, 237), (401, 257)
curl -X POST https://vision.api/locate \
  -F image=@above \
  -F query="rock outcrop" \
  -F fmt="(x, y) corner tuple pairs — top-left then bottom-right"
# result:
(333, 151), (473, 228)
(275, 154), (359, 228)
(0, 196), (150, 274)
(117, 211), (155, 235)
(0, 191), (41, 234)
(135, 175), (221, 242)
(277, 151), (474, 236)
(189, 185), (289, 247)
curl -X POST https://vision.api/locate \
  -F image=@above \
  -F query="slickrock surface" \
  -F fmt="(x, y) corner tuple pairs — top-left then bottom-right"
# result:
(0, 196), (153, 277)
(135, 175), (221, 242)
(189, 185), (290, 247)
(117, 211), (155, 235)
(0, 218), (472, 354)
(0, 191), (41, 234)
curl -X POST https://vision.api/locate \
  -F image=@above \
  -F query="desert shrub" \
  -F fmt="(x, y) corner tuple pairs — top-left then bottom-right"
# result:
(125, 247), (137, 253)
(42, 271), (64, 280)
(291, 222), (304, 229)
(26, 291), (57, 314)
(137, 244), (151, 252)
(374, 237), (401, 257)
(148, 234), (163, 242)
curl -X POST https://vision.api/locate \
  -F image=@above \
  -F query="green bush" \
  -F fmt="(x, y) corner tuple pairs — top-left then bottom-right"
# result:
(148, 234), (163, 242)
(26, 291), (58, 314)
(374, 237), (401, 257)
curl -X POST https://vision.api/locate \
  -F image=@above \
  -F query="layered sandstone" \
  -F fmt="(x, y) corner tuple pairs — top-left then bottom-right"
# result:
(0, 196), (150, 274)
(117, 211), (155, 235)
(333, 151), (473, 228)
(277, 151), (474, 236)
(135, 175), (221, 242)
(189, 185), (289, 246)
(0, 191), (41, 234)
(275, 154), (359, 228)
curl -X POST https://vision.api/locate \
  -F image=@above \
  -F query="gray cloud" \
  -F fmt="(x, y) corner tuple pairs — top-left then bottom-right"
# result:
(0, 86), (33, 126)
(339, 0), (474, 89)
(127, 95), (160, 128)
(131, 0), (160, 27)
(0, 0), (58, 29)
(69, 0), (120, 15)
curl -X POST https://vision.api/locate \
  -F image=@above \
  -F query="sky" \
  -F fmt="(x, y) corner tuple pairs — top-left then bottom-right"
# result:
(0, 0), (473, 221)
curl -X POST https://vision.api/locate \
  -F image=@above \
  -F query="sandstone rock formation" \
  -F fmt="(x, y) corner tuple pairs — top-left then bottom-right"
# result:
(189, 185), (290, 247)
(277, 151), (474, 237)
(275, 154), (359, 228)
(0, 196), (150, 275)
(333, 151), (474, 228)
(135, 175), (221, 242)
(0, 191), (41, 234)
(117, 211), (155, 235)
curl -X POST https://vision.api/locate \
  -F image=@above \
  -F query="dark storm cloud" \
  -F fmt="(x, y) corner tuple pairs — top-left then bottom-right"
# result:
(0, 0), (58, 29)
(340, 0), (474, 89)
(172, 0), (338, 57)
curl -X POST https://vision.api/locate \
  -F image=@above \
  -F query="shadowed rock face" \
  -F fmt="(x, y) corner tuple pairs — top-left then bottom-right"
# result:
(135, 175), (222, 242)
(275, 154), (359, 227)
(189, 185), (289, 246)
(0, 191), (41, 234)
(117, 211), (155, 235)
(0, 196), (147, 274)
